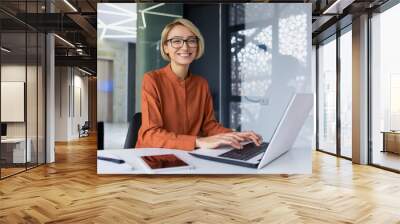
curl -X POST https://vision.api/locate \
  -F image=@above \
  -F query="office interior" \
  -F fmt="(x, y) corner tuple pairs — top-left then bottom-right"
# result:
(0, 0), (97, 179)
(0, 0), (400, 222)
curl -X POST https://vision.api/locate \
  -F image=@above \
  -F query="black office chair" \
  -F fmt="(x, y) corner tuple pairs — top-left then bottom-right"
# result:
(79, 121), (90, 138)
(97, 122), (104, 150)
(82, 121), (90, 131)
(124, 112), (142, 149)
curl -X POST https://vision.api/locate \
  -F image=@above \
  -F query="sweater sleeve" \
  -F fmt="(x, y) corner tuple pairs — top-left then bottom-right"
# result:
(137, 75), (196, 151)
(201, 81), (233, 136)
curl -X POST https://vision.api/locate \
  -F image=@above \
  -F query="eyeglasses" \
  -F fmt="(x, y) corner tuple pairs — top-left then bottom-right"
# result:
(166, 37), (198, 49)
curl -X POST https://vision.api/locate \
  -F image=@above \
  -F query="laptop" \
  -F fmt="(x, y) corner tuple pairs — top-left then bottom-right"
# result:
(189, 93), (313, 169)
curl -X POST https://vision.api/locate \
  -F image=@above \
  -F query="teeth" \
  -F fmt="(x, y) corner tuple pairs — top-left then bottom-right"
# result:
(178, 53), (190, 56)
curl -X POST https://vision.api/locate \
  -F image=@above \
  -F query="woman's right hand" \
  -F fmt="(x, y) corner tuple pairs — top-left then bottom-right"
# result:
(195, 133), (247, 149)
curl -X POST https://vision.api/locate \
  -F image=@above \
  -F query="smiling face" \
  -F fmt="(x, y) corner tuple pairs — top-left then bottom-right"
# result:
(163, 25), (198, 66)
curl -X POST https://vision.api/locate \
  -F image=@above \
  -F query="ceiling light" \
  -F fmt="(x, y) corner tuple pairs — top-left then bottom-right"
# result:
(322, 0), (354, 14)
(138, 3), (181, 29)
(63, 0), (78, 12)
(78, 67), (93, 76)
(54, 34), (75, 48)
(323, 0), (341, 14)
(97, 3), (138, 41)
(1, 47), (11, 53)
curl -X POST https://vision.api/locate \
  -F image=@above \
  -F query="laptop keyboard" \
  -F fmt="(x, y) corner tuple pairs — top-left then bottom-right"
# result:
(218, 142), (268, 161)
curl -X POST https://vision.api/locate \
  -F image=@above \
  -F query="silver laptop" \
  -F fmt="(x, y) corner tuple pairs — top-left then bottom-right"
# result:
(189, 93), (313, 169)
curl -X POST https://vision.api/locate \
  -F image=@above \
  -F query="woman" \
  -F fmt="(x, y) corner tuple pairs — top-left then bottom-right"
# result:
(136, 18), (262, 151)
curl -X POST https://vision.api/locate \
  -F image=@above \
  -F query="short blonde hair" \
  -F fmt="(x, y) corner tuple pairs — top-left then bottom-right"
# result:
(160, 18), (205, 61)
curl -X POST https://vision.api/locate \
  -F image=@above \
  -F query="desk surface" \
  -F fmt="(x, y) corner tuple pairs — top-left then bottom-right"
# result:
(97, 146), (311, 174)
(381, 131), (400, 134)
(1, 138), (27, 143)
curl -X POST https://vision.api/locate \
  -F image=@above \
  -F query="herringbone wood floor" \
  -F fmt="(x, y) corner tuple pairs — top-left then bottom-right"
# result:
(1, 135), (400, 224)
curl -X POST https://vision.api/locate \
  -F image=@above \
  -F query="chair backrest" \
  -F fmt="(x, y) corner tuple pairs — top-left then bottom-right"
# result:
(124, 112), (142, 149)
(83, 121), (90, 129)
(97, 122), (104, 150)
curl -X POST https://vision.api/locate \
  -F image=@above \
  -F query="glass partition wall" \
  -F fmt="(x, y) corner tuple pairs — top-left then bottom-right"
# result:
(316, 25), (352, 159)
(1, 30), (27, 177)
(0, 1), (46, 179)
(227, 4), (313, 148)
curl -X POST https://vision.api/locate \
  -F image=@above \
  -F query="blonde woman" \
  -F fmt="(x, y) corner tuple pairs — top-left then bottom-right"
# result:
(136, 18), (262, 151)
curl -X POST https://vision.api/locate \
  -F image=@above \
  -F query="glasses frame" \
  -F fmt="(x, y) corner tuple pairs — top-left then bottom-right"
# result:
(166, 37), (199, 49)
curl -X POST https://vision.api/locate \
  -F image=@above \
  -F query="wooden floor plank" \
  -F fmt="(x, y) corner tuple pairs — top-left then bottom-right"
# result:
(0, 135), (400, 223)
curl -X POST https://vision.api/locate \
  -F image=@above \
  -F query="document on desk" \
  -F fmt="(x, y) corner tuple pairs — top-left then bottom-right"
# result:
(97, 151), (135, 173)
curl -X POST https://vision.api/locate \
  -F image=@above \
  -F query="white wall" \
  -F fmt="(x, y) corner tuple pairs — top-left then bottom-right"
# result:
(71, 74), (89, 138)
(55, 66), (69, 141)
(1, 65), (26, 81)
(1, 65), (38, 138)
(1, 66), (26, 131)
(97, 39), (129, 122)
(54, 67), (89, 141)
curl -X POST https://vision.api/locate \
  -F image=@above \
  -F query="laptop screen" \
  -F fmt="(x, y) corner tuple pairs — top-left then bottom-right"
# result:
(239, 93), (295, 144)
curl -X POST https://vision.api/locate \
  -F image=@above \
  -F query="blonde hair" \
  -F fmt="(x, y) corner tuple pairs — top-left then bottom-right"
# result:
(160, 18), (205, 61)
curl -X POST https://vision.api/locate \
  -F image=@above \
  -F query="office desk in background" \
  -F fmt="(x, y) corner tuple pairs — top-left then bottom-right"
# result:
(381, 131), (400, 154)
(1, 138), (32, 163)
(97, 146), (311, 174)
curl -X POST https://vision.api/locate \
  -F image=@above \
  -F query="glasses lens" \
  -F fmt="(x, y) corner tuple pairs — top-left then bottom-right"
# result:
(171, 39), (183, 48)
(187, 38), (198, 47)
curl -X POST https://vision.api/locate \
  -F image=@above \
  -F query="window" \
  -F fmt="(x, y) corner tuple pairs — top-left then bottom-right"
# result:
(339, 27), (352, 158)
(317, 35), (337, 155)
(370, 3), (400, 171)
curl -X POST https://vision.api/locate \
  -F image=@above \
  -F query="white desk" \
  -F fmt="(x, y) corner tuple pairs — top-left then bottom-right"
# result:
(97, 146), (311, 174)
(1, 138), (31, 163)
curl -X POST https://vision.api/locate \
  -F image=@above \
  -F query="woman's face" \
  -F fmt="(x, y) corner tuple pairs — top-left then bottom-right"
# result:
(164, 25), (198, 66)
